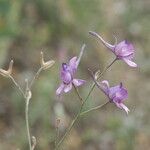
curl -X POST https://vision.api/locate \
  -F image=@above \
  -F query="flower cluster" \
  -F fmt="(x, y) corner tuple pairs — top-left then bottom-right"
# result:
(56, 31), (137, 114)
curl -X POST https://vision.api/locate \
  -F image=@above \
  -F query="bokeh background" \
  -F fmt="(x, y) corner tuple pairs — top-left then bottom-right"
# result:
(0, 0), (149, 150)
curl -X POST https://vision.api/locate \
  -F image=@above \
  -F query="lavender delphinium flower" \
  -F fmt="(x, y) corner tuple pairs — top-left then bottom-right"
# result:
(56, 45), (86, 96)
(89, 31), (137, 67)
(92, 75), (129, 114)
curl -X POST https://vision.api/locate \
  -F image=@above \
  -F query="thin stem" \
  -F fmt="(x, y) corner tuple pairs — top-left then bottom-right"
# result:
(24, 67), (44, 149)
(55, 111), (82, 149)
(29, 67), (43, 89)
(54, 126), (59, 148)
(80, 101), (109, 116)
(9, 76), (25, 97)
(25, 96), (32, 150)
(73, 84), (83, 103)
(84, 58), (117, 104)
(56, 89), (84, 149)
(55, 58), (117, 149)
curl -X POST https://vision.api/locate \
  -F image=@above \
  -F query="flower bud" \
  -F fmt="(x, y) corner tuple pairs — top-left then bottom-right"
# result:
(40, 51), (55, 70)
(0, 60), (13, 78)
(31, 136), (36, 150)
(94, 70), (101, 80)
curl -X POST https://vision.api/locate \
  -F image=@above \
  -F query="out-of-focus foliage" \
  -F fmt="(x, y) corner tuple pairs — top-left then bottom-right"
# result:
(0, 0), (150, 150)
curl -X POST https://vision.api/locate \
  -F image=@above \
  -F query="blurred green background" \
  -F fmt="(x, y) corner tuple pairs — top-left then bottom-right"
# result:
(0, 0), (149, 150)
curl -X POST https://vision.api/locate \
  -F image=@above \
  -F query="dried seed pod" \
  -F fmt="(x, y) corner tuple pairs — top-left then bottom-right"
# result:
(40, 51), (55, 70)
(0, 60), (13, 78)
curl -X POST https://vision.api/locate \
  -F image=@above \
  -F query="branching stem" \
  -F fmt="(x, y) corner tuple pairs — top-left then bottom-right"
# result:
(9, 76), (25, 97)
(55, 58), (117, 149)
(29, 67), (43, 89)
(80, 101), (109, 116)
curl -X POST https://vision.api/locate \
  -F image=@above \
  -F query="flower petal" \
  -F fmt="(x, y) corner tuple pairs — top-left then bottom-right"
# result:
(73, 79), (86, 87)
(91, 74), (109, 96)
(115, 40), (134, 58)
(69, 57), (77, 74)
(123, 58), (137, 67)
(114, 88), (128, 102)
(116, 103), (130, 114)
(101, 80), (109, 88)
(64, 84), (72, 93)
(109, 85), (121, 99)
(76, 44), (86, 67)
(56, 83), (65, 95)
(100, 80), (110, 94)
(61, 69), (72, 84)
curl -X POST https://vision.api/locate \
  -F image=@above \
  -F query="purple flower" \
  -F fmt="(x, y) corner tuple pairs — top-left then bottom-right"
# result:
(89, 31), (137, 67)
(56, 45), (86, 95)
(94, 78), (129, 114)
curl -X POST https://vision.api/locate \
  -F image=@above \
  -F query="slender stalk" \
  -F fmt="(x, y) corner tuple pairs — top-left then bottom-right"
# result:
(29, 67), (43, 89)
(73, 84), (83, 103)
(55, 58), (117, 149)
(24, 67), (43, 150)
(9, 75), (32, 149)
(55, 102), (84, 149)
(54, 130), (57, 148)
(55, 127), (59, 147)
(23, 67), (43, 150)
(83, 58), (117, 105)
(25, 96), (32, 150)
(55, 85), (85, 149)
(9, 76), (25, 97)
(80, 101), (109, 116)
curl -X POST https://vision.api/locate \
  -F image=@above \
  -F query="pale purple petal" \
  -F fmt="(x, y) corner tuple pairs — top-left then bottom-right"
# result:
(123, 58), (137, 67)
(116, 103), (130, 114)
(69, 57), (77, 74)
(92, 74), (110, 96)
(115, 40), (134, 58)
(101, 80), (109, 88)
(109, 85), (121, 99)
(113, 87), (128, 103)
(100, 80), (110, 95)
(64, 83), (72, 93)
(73, 79), (86, 87)
(56, 83), (65, 95)
(116, 40), (133, 51)
(61, 69), (72, 84)
(76, 44), (86, 67)
(116, 49), (133, 58)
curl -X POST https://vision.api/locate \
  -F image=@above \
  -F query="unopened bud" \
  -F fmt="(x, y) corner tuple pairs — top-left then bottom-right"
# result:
(31, 136), (36, 150)
(40, 51), (55, 70)
(95, 70), (101, 80)
(0, 60), (13, 78)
